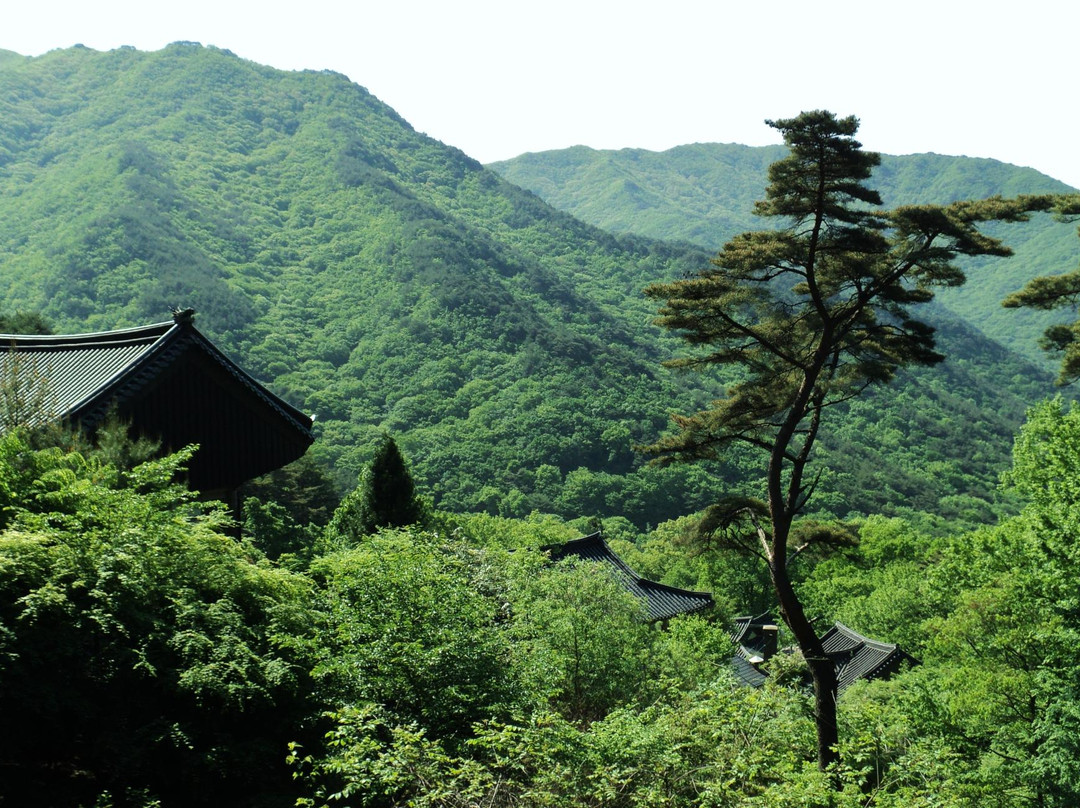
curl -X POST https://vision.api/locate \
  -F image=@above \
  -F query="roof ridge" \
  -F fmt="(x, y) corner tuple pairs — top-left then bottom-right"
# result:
(0, 321), (175, 345)
(830, 621), (898, 651)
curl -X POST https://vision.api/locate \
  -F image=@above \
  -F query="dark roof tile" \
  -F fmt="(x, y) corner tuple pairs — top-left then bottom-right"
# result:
(549, 532), (714, 621)
(819, 622), (918, 694)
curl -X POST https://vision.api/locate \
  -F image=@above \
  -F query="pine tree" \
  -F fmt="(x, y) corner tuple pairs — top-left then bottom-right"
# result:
(1003, 194), (1080, 383)
(0, 311), (52, 334)
(644, 110), (1052, 773)
(329, 435), (423, 542)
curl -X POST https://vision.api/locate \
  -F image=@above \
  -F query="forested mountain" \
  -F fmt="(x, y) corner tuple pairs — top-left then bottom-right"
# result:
(491, 144), (1079, 364)
(6, 44), (1080, 807)
(0, 44), (1063, 525)
(0, 43), (713, 521)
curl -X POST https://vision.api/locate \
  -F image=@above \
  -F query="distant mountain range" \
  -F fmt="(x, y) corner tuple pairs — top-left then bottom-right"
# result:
(491, 144), (1079, 365)
(0, 44), (1069, 525)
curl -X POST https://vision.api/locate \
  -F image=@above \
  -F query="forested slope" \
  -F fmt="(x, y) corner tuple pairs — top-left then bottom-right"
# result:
(0, 44), (1061, 524)
(0, 44), (715, 521)
(491, 144), (1079, 364)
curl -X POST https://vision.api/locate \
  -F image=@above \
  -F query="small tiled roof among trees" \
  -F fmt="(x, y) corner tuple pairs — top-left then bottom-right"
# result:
(728, 614), (917, 694)
(0, 311), (313, 494)
(730, 612), (778, 688)
(548, 532), (714, 622)
(819, 622), (918, 694)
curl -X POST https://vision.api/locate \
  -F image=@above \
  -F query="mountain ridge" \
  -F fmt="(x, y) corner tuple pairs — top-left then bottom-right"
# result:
(490, 144), (1078, 365)
(0, 44), (1062, 525)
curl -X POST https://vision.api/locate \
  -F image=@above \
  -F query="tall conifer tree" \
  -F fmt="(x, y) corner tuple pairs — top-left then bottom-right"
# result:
(645, 110), (1052, 773)
(329, 435), (423, 542)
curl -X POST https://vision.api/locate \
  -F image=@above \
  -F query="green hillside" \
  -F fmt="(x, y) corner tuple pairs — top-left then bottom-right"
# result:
(491, 145), (1079, 364)
(490, 143), (787, 245)
(0, 44), (716, 521)
(0, 50), (25, 69)
(0, 45), (1060, 524)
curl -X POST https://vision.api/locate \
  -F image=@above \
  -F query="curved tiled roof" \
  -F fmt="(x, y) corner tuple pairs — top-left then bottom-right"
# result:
(0, 317), (314, 491)
(731, 612), (779, 658)
(726, 616), (917, 694)
(0, 319), (312, 436)
(0, 322), (174, 427)
(729, 612), (779, 688)
(731, 654), (770, 688)
(820, 622), (918, 694)
(548, 532), (714, 621)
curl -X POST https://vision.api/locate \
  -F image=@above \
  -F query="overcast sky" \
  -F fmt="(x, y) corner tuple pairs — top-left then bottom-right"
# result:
(7, 0), (1079, 188)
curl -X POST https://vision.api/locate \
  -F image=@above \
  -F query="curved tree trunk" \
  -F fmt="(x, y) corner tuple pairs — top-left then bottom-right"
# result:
(770, 557), (839, 771)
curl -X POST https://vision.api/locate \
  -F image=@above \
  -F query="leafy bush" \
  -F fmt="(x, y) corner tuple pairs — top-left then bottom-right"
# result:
(0, 431), (317, 806)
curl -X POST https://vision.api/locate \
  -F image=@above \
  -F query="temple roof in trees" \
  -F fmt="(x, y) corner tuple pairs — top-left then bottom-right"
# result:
(730, 612), (778, 688)
(0, 312), (313, 493)
(731, 654), (770, 688)
(729, 614), (917, 694)
(819, 622), (918, 694)
(732, 612), (780, 661)
(548, 532), (714, 621)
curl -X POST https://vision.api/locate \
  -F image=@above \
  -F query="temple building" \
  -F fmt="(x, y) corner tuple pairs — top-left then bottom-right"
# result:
(0, 309), (314, 504)
(730, 612), (917, 694)
(548, 532), (714, 622)
(819, 622), (918, 694)
(730, 612), (778, 688)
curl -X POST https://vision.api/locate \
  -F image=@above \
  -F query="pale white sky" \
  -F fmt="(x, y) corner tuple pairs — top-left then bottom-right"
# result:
(6, 0), (1079, 188)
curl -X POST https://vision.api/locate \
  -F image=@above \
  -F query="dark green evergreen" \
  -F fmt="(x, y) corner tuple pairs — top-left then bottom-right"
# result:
(365, 435), (422, 527)
(0, 310), (52, 334)
(329, 435), (423, 542)
(645, 111), (1053, 774)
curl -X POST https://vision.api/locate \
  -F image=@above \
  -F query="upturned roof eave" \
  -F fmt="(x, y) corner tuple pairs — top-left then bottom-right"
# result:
(48, 320), (313, 441)
(61, 321), (184, 424)
(636, 575), (716, 603)
(0, 320), (176, 350)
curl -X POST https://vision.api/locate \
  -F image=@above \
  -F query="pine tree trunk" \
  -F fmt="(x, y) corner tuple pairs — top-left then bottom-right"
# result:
(770, 557), (839, 773)
(808, 654), (840, 772)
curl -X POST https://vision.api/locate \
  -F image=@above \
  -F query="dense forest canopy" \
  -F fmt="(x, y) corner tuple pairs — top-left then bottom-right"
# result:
(0, 44), (1070, 529)
(2, 43), (1080, 807)
(6, 382), (1080, 805)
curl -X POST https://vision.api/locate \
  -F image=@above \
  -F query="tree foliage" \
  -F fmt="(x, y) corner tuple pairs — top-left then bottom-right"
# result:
(1002, 194), (1080, 383)
(327, 434), (424, 542)
(644, 110), (1053, 772)
(307, 530), (515, 741)
(4, 407), (1080, 803)
(0, 431), (317, 807)
(507, 556), (652, 722)
(0, 310), (52, 334)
